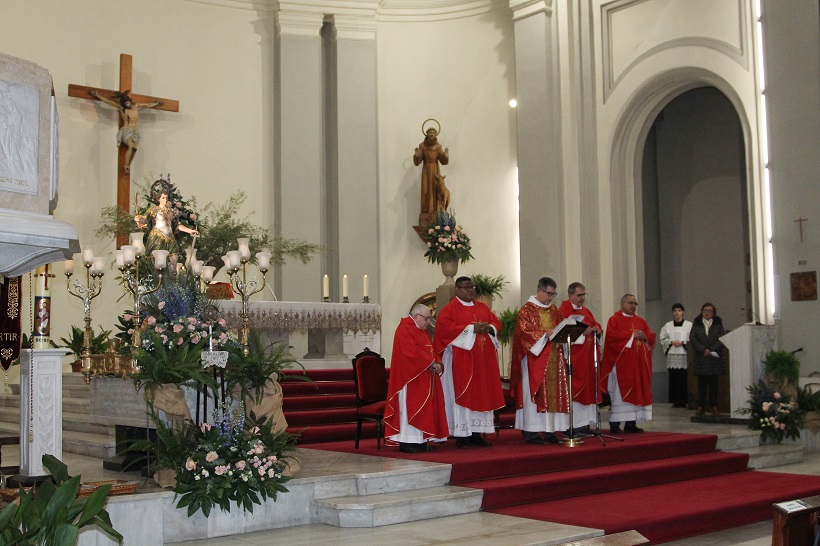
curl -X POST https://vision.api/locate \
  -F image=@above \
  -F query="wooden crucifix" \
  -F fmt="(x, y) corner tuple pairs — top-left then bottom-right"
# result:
(68, 53), (179, 247)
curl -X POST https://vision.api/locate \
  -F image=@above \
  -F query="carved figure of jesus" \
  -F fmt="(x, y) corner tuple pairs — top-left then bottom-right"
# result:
(89, 89), (163, 174)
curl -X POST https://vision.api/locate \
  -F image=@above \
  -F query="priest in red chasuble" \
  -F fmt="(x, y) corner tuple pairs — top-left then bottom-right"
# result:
(558, 281), (603, 431)
(510, 277), (568, 445)
(602, 293), (656, 434)
(385, 304), (449, 453)
(433, 276), (505, 448)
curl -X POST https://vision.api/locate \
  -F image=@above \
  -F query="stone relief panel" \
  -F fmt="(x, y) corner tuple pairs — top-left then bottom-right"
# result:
(601, 0), (748, 100)
(0, 80), (40, 195)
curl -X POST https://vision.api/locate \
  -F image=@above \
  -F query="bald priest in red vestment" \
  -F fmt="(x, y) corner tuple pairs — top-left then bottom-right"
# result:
(558, 281), (603, 431)
(601, 293), (657, 434)
(385, 304), (449, 453)
(510, 277), (569, 444)
(433, 276), (505, 448)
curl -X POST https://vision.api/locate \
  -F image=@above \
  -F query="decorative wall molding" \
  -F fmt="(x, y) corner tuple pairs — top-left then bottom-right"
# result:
(378, 0), (507, 22)
(508, 0), (552, 21)
(601, 0), (749, 101)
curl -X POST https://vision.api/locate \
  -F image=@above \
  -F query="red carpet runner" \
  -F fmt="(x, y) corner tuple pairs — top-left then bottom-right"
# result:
(308, 428), (820, 543)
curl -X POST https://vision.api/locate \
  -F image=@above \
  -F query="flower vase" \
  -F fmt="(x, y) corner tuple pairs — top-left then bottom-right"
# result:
(440, 259), (459, 286)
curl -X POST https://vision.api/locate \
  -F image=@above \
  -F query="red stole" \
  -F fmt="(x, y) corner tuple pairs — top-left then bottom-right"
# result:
(385, 317), (449, 439)
(433, 298), (504, 412)
(602, 312), (656, 406)
(558, 300), (602, 405)
(509, 301), (568, 413)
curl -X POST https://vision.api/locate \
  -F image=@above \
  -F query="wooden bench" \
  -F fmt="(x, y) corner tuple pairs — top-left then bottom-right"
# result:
(0, 436), (20, 467)
(772, 494), (820, 546)
(558, 530), (649, 546)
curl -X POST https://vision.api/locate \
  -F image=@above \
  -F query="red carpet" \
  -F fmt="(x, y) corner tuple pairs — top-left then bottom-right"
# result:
(308, 428), (820, 543)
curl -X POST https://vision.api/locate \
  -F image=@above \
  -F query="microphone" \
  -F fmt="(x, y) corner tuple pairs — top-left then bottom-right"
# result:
(791, 347), (804, 355)
(740, 307), (762, 325)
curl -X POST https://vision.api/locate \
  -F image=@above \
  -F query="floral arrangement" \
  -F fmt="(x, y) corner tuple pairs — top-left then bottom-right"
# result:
(423, 210), (473, 264)
(739, 381), (806, 444)
(173, 404), (295, 517)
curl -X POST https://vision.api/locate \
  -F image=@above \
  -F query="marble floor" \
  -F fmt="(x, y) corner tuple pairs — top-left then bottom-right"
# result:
(2, 405), (818, 545)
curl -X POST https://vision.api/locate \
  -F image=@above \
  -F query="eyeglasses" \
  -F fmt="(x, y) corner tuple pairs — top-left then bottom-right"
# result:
(413, 313), (432, 322)
(574, 293), (587, 297)
(544, 291), (557, 296)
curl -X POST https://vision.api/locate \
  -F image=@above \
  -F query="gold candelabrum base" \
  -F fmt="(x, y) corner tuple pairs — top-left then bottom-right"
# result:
(82, 343), (138, 384)
(227, 258), (268, 357)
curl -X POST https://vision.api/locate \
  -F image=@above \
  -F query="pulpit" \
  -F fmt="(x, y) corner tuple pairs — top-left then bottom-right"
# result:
(721, 324), (777, 417)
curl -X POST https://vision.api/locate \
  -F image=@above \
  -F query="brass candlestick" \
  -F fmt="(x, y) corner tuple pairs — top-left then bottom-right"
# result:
(65, 256), (105, 384)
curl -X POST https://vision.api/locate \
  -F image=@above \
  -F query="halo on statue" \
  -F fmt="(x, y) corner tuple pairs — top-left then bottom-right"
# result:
(150, 175), (173, 204)
(421, 118), (441, 136)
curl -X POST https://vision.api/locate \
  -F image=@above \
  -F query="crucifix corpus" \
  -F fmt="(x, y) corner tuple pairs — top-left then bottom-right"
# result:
(794, 217), (808, 243)
(68, 53), (179, 246)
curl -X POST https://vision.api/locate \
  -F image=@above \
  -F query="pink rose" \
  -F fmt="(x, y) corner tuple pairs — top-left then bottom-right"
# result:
(427, 242), (432, 248)
(188, 317), (197, 325)
(774, 392), (782, 400)
(201, 423), (212, 432)
(218, 318), (227, 327)
(177, 338), (184, 345)
(762, 402), (771, 412)
(123, 314), (132, 321)
(190, 213), (197, 221)
(158, 301), (165, 310)
(205, 451), (218, 463)
(173, 324), (184, 333)
(191, 335), (201, 344)
(185, 458), (196, 471)
(235, 460), (246, 470)
(146, 316), (157, 326)
(428, 228), (434, 234)
(215, 465), (227, 476)
(444, 225), (450, 231)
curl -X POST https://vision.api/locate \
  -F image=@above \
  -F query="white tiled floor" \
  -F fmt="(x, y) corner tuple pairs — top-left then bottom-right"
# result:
(3, 405), (818, 545)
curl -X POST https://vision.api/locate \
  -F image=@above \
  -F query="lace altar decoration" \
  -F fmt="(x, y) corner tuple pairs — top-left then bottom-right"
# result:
(217, 301), (381, 335)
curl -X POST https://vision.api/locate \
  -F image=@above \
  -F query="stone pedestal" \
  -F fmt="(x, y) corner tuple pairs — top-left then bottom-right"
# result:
(722, 324), (777, 417)
(18, 348), (66, 477)
(306, 329), (345, 359)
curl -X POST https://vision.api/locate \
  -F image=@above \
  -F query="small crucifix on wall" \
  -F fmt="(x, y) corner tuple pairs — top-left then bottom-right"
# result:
(794, 216), (808, 243)
(68, 53), (179, 247)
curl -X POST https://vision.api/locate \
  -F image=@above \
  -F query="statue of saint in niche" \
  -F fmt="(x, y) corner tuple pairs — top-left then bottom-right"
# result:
(413, 119), (450, 224)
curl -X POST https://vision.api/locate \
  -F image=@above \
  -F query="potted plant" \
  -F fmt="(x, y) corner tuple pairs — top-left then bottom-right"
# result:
(763, 350), (801, 398)
(0, 454), (122, 545)
(497, 307), (519, 378)
(469, 273), (508, 309)
(798, 384), (820, 435)
(58, 326), (111, 373)
(738, 381), (806, 444)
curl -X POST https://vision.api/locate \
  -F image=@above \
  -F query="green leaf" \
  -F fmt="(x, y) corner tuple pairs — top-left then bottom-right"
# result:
(75, 484), (112, 527)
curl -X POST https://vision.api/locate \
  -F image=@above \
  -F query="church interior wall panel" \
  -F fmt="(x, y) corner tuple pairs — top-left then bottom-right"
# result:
(278, 32), (325, 303)
(761, 0), (820, 372)
(376, 11), (520, 353)
(336, 37), (380, 304)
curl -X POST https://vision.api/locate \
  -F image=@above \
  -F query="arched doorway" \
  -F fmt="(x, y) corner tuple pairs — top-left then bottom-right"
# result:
(641, 87), (751, 404)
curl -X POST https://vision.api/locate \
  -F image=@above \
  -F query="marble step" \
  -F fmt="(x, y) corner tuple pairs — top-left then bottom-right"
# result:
(0, 405), (114, 436)
(0, 394), (89, 415)
(0, 421), (116, 459)
(740, 443), (804, 469)
(716, 429), (761, 451)
(314, 485), (483, 528)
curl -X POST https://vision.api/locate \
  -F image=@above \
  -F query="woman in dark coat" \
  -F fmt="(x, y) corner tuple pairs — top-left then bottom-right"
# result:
(689, 302), (726, 416)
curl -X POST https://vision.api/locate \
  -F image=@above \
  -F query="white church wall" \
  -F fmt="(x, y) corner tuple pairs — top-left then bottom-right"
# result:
(0, 0), (275, 362)
(376, 7), (521, 356)
(593, 1), (764, 367)
(762, 0), (820, 373)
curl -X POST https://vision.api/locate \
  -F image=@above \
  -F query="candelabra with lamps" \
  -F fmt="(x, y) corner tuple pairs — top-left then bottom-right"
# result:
(117, 232), (168, 370)
(64, 248), (106, 384)
(224, 238), (271, 356)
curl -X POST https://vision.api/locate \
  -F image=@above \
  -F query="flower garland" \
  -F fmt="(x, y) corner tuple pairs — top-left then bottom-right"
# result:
(423, 210), (473, 265)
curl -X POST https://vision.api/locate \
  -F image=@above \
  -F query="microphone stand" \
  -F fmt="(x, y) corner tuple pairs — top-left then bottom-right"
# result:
(578, 331), (623, 445)
(562, 332), (583, 447)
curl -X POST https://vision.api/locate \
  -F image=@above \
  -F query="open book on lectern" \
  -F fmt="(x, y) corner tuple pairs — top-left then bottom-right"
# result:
(548, 317), (589, 343)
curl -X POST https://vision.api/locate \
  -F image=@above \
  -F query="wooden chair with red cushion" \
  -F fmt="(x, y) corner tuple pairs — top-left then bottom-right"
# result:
(352, 348), (388, 449)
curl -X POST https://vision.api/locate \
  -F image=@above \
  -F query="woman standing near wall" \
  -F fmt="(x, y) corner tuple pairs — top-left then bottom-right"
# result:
(690, 302), (726, 416)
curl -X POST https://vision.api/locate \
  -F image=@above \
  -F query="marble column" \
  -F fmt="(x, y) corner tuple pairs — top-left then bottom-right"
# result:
(18, 348), (66, 478)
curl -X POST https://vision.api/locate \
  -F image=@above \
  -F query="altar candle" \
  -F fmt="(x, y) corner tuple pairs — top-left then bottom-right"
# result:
(363, 274), (369, 298)
(82, 247), (94, 267)
(209, 324), (213, 351)
(33, 265), (51, 348)
(322, 274), (329, 298)
(342, 275), (349, 298)
(64, 259), (74, 276)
